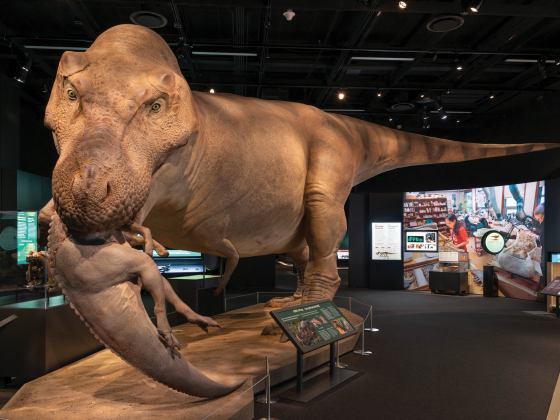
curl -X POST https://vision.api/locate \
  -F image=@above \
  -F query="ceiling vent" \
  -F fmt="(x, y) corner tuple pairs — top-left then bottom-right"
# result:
(130, 11), (168, 28)
(426, 15), (464, 32)
(391, 103), (415, 112)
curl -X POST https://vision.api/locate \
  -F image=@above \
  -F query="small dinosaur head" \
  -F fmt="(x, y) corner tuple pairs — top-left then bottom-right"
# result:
(45, 25), (198, 232)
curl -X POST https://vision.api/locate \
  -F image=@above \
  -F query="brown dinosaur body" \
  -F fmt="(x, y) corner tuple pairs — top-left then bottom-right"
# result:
(40, 24), (557, 393)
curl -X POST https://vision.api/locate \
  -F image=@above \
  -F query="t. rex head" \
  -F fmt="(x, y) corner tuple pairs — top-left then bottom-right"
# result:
(45, 24), (198, 232)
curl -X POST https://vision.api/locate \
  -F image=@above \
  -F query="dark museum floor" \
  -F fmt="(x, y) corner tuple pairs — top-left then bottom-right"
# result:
(2, 265), (559, 419)
(254, 279), (560, 420)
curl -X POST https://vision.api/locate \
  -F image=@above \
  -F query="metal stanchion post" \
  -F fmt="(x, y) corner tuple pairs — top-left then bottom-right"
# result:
(354, 321), (372, 356)
(335, 340), (348, 368)
(44, 246), (48, 309)
(364, 306), (379, 332)
(256, 356), (278, 406)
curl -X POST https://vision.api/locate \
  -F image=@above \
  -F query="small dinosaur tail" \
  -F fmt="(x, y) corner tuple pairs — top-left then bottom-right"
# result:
(350, 122), (559, 185)
(47, 212), (243, 398)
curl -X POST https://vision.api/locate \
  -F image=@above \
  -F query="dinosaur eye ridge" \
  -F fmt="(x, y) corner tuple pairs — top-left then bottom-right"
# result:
(151, 103), (161, 112)
(67, 89), (76, 99)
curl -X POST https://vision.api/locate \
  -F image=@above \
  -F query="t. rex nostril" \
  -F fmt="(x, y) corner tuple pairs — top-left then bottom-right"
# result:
(103, 183), (111, 202)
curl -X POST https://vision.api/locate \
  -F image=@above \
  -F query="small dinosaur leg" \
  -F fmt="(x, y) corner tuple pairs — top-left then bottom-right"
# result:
(265, 246), (309, 308)
(161, 276), (220, 332)
(138, 264), (180, 349)
(122, 231), (169, 257)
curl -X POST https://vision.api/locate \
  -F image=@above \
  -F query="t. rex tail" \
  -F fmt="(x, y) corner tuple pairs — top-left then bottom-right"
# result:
(351, 121), (559, 186)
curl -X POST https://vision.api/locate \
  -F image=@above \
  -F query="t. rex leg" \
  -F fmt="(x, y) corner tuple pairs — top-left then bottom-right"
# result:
(212, 239), (239, 296)
(265, 246), (309, 308)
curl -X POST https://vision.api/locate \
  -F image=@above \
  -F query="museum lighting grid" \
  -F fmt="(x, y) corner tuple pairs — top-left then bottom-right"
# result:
(403, 196), (449, 232)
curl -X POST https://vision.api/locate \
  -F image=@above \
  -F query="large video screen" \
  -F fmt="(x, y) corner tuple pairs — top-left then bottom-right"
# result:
(405, 230), (438, 253)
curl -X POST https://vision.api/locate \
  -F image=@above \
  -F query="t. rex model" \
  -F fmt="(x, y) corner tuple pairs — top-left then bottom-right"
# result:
(39, 24), (557, 395)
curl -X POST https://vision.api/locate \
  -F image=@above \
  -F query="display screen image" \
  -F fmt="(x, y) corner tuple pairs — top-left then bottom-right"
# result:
(552, 254), (560, 263)
(17, 212), (37, 264)
(405, 230), (438, 252)
(337, 250), (349, 260)
(270, 299), (357, 354)
(481, 231), (506, 255)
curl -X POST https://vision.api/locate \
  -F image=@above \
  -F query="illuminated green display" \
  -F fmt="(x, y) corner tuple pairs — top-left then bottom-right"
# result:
(408, 236), (424, 243)
(17, 212), (37, 264)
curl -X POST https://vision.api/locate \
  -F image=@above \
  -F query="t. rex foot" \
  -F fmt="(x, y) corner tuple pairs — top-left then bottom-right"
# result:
(265, 295), (301, 308)
(158, 329), (181, 350)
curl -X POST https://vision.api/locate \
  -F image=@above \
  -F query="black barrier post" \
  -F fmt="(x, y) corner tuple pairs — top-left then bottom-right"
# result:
(329, 343), (335, 375)
(556, 296), (559, 319)
(296, 352), (303, 393)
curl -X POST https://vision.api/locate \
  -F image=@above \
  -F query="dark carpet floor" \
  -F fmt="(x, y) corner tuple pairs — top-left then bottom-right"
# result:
(254, 289), (560, 420)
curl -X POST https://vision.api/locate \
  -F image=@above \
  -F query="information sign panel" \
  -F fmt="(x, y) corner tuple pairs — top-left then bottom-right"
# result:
(372, 222), (402, 260)
(17, 212), (37, 264)
(270, 299), (357, 354)
(541, 277), (560, 296)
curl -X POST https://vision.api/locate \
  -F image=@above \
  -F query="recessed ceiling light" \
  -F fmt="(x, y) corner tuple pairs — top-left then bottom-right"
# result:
(130, 10), (168, 28)
(209, 88), (215, 94)
(338, 93), (345, 100)
(399, 1), (407, 9)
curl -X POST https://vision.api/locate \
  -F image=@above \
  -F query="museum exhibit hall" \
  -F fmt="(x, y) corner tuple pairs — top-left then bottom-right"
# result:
(4, 1), (560, 419)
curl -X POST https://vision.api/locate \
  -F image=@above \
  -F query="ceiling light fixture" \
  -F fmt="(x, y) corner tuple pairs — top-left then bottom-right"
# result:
(351, 56), (414, 61)
(389, 117), (393, 121)
(209, 88), (215, 94)
(338, 93), (345, 100)
(377, 90), (382, 97)
(489, 94), (494, 99)
(434, 101), (448, 120)
(455, 55), (463, 70)
(470, 0), (484, 13)
(556, 56), (560, 66)
(283, 9), (295, 21)
(14, 57), (32, 83)
(399, 1), (407, 9)
(537, 58), (547, 79)
(192, 52), (257, 57)
(422, 107), (430, 130)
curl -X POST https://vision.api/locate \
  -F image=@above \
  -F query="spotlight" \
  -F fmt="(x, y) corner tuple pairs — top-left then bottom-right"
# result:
(420, 93), (425, 98)
(422, 107), (430, 130)
(455, 55), (463, 70)
(283, 8), (295, 21)
(377, 90), (382, 97)
(489, 94), (494, 99)
(456, 119), (460, 123)
(399, 1), (407, 9)
(434, 101), (448, 120)
(389, 117), (393, 122)
(556, 56), (560, 66)
(470, 0), (484, 13)
(209, 88), (215, 94)
(14, 57), (32, 83)
(338, 93), (345, 100)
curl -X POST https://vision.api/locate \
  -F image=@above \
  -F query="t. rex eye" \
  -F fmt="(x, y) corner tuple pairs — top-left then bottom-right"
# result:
(67, 89), (76, 99)
(151, 103), (161, 111)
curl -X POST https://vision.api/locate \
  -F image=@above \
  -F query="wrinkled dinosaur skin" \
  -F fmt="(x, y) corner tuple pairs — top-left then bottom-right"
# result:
(40, 24), (557, 393)
(47, 211), (242, 397)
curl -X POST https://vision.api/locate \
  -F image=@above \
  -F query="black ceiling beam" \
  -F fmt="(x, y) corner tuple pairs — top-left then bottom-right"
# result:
(187, 77), (558, 93)
(63, 0), (99, 39)
(81, 0), (560, 18)
(188, 42), (556, 57)
(0, 21), (56, 78)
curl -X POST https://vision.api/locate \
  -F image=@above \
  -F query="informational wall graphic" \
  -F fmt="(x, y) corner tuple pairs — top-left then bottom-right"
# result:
(337, 250), (349, 260)
(270, 299), (357, 354)
(405, 230), (438, 252)
(372, 222), (402, 260)
(403, 182), (545, 301)
(17, 212), (37, 264)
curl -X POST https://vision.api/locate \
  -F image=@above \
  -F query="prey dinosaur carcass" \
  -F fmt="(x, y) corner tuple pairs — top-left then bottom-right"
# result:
(39, 24), (557, 396)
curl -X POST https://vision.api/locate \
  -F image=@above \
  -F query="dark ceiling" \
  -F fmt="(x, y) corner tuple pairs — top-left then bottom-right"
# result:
(3, 0), (560, 141)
